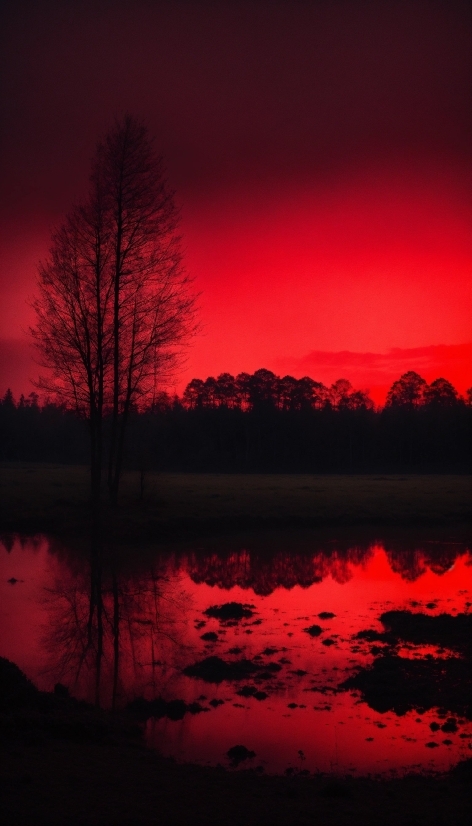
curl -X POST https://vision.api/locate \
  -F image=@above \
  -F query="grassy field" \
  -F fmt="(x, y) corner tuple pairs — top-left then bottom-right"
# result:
(0, 463), (470, 540)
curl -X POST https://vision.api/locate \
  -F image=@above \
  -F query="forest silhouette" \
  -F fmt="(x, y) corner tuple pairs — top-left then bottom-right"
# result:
(1, 368), (470, 472)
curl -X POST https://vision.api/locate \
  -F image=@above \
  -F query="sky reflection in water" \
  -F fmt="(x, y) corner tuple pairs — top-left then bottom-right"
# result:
(0, 533), (471, 776)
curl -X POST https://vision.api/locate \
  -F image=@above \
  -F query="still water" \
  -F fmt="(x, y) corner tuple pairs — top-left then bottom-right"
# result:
(1, 531), (471, 777)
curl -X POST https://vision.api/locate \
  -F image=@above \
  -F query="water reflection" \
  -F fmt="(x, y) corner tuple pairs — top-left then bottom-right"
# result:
(184, 539), (467, 593)
(0, 532), (471, 776)
(15, 533), (193, 709)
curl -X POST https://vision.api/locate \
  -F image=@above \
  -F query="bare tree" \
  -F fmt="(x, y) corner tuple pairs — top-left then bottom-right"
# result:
(31, 115), (197, 506)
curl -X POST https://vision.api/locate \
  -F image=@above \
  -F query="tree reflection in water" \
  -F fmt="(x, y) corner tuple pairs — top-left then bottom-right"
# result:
(184, 539), (468, 594)
(38, 533), (470, 708)
(2, 530), (471, 774)
(41, 534), (192, 708)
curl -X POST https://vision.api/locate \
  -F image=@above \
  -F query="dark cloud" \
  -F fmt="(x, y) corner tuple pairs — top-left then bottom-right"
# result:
(273, 343), (472, 401)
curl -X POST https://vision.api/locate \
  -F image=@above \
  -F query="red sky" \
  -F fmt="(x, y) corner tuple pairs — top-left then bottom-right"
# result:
(0, 0), (471, 405)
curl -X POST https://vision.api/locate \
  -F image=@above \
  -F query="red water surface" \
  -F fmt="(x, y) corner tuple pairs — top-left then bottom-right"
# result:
(0, 535), (471, 776)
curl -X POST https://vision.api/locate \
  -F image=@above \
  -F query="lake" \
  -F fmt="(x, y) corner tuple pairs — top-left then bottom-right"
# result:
(1, 530), (471, 777)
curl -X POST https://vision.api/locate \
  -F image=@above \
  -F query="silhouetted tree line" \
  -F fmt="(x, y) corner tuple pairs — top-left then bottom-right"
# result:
(0, 390), (88, 463)
(1, 370), (471, 472)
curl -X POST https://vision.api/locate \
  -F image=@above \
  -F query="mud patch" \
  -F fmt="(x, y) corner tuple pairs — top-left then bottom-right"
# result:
(303, 624), (323, 637)
(339, 611), (472, 716)
(204, 602), (255, 622)
(227, 744), (256, 766)
(379, 610), (472, 653)
(183, 655), (280, 684)
(341, 654), (471, 718)
(344, 610), (472, 718)
(236, 686), (268, 701)
(201, 632), (219, 642)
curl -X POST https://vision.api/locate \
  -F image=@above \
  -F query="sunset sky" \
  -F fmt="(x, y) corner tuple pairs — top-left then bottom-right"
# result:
(1, 0), (471, 405)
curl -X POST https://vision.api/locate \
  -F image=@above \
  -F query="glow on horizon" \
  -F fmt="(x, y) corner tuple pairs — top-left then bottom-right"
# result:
(1, 166), (471, 404)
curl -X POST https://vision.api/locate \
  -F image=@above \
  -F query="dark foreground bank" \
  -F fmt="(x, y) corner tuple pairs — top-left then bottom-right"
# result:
(1, 658), (470, 826)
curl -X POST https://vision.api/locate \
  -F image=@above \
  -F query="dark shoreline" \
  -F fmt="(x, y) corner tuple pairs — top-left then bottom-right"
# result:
(1, 657), (471, 826)
(1, 466), (470, 544)
(1, 513), (471, 547)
